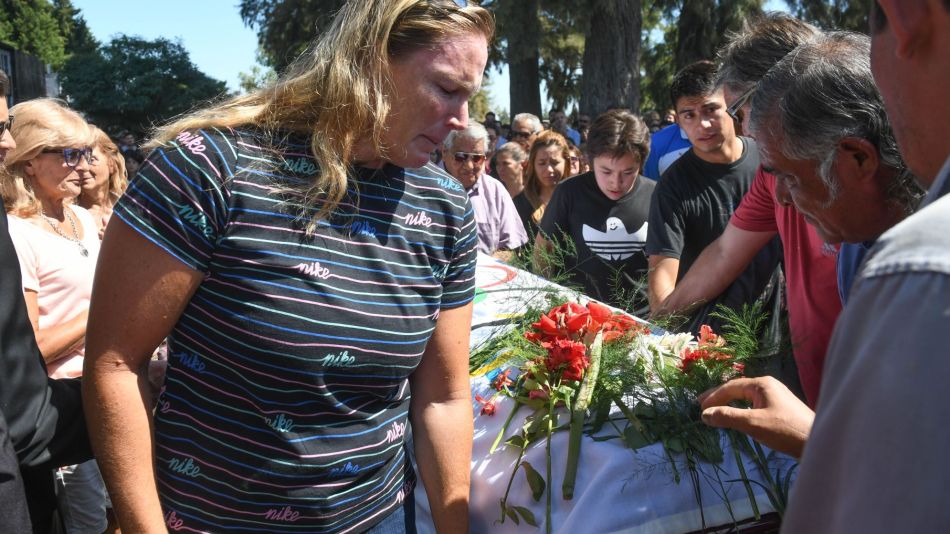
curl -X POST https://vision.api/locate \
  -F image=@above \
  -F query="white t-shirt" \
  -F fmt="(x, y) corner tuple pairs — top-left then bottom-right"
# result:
(7, 205), (100, 378)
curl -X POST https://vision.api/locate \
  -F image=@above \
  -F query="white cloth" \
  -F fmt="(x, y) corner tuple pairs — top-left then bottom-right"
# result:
(414, 255), (791, 533)
(7, 206), (100, 378)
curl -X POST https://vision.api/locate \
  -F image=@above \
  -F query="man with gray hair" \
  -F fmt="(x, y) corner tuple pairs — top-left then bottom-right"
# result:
(699, 4), (950, 527)
(654, 13), (838, 407)
(509, 112), (543, 154)
(442, 122), (527, 258)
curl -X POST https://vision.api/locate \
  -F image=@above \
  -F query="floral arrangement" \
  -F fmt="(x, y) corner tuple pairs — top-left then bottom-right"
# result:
(471, 298), (792, 532)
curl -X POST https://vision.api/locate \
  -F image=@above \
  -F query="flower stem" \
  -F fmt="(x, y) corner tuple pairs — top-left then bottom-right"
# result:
(728, 430), (760, 520)
(546, 398), (554, 534)
(563, 332), (603, 500)
(498, 436), (529, 523)
(490, 400), (523, 454)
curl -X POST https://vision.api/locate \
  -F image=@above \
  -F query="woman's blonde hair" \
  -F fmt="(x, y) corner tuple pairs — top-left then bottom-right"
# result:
(150, 0), (494, 225)
(90, 126), (128, 203)
(522, 130), (571, 224)
(0, 98), (94, 217)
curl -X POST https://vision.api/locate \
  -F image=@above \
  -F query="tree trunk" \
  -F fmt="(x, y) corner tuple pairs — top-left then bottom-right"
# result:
(506, 0), (542, 117)
(674, 0), (717, 71)
(580, 0), (642, 116)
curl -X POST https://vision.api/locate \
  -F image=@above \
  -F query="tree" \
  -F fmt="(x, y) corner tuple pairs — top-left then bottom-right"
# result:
(0, 0), (67, 68)
(52, 0), (98, 56)
(580, 0), (642, 116)
(639, 0), (763, 112)
(239, 0), (345, 73)
(538, 1), (587, 114)
(494, 0), (543, 117)
(59, 36), (226, 136)
(784, 0), (871, 33)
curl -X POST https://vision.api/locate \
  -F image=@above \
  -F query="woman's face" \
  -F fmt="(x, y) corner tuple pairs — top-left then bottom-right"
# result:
(26, 146), (92, 204)
(377, 31), (489, 169)
(81, 145), (113, 194)
(496, 154), (524, 186)
(533, 145), (566, 190)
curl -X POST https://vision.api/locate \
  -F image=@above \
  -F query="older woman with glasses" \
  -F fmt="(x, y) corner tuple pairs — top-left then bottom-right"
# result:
(0, 98), (115, 533)
(78, 126), (128, 237)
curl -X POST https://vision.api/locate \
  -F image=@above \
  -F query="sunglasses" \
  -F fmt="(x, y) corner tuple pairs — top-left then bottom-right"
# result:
(454, 152), (486, 164)
(509, 130), (535, 140)
(726, 85), (756, 124)
(41, 147), (94, 169)
(0, 115), (12, 138)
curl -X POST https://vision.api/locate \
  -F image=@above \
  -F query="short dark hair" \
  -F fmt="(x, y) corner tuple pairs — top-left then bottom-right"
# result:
(584, 109), (650, 166)
(716, 13), (819, 94)
(670, 60), (719, 110)
(0, 70), (9, 98)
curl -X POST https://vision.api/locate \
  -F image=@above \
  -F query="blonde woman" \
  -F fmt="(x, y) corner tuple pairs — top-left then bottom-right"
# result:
(83, 1), (493, 533)
(78, 127), (128, 237)
(0, 98), (115, 533)
(512, 130), (572, 240)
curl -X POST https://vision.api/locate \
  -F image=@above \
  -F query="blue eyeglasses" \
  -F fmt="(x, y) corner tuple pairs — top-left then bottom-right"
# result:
(41, 147), (94, 168)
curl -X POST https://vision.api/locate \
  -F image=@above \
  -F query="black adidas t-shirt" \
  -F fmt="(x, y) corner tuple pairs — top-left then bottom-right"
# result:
(539, 171), (655, 312)
(645, 137), (784, 334)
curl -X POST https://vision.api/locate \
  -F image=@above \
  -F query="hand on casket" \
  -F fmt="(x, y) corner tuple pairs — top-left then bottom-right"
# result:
(698, 376), (814, 459)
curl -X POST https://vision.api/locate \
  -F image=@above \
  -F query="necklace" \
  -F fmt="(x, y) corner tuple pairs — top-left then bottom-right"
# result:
(39, 207), (89, 257)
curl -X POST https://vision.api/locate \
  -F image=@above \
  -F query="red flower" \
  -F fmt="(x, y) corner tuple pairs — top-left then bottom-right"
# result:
(475, 393), (496, 416)
(547, 338), (590, 382)
(698, 324), (726, 348)
(601, 314), (649, 342)
(526, 302), (591, 344)
(492, 369), (513, 391)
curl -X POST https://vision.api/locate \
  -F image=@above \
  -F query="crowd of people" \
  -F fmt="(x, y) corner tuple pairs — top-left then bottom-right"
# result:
(0, 0), (948, 532)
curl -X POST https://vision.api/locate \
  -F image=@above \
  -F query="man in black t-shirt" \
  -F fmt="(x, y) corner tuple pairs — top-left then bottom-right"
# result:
(536, 110), (656, 313)
(646, 61), (782, 333)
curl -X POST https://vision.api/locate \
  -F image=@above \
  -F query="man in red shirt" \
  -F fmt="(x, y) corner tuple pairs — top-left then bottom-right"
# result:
(651, 14), (838, 407)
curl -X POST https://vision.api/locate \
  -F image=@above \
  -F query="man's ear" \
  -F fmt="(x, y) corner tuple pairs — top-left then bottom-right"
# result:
(875, 0), (932, 59)
(836, 137), (880, 184)
(23, 159), (35, 177)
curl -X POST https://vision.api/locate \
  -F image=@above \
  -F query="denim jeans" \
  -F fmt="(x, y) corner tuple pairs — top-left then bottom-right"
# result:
(362, 490), (416, 534)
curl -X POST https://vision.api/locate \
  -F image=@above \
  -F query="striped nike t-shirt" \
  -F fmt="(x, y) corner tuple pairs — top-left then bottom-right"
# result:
(114, 127), (476, 533)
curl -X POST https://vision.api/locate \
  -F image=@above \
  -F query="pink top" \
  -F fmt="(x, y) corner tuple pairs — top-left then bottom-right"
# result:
(731, 169), (842, 407)
(7, 205), (101, 378)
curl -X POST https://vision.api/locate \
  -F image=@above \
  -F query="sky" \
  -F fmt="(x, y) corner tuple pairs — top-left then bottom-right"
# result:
(73, 0), (788, 115)
(73, 1), (261, 93)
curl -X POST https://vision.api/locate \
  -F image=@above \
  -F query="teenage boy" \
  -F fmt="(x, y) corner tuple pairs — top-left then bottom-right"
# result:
(534, 110), (656, 314)
(645, 60), (781, 333)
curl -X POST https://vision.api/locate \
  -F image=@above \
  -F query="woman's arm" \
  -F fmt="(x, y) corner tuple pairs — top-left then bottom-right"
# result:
(23, 292), (87, 363)
(410, 302), (474, 534)
(82, 219), (204, 532)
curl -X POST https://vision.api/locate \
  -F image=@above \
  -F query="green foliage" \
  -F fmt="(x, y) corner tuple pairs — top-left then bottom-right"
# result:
(468, 78), (495, 124)
(59, 35), (227, 137)
(237, 63), (277, 94)
(239, 0), (345, 73)
(639, 0), (764, 112)
(0, 0), (67, 69)
(51, 0), (97, 56)
(784, 0), (871, 32)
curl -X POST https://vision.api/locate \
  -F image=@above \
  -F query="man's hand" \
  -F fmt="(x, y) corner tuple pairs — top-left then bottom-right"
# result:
(698, 376), (814, 458)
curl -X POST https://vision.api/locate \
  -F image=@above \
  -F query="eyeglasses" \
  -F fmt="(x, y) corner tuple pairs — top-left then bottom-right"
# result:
(509, 130), (535, 140)
(726, 85), (757, 124)
(453, 152), (486, 164)
(0, 115), (12, 138)
(41, 147), (94, 168)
